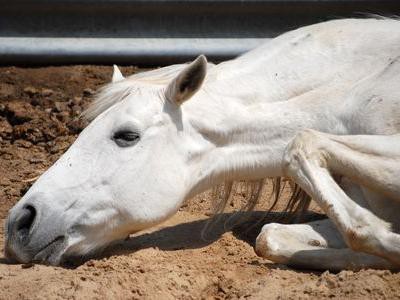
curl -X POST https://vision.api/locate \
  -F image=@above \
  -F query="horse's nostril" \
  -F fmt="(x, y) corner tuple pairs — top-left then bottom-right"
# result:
(16, 205), (37, 241)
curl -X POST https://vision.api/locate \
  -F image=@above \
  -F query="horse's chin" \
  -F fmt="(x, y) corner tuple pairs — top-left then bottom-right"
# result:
(4, 235), (66, 266)
(32, 235), (66, 265)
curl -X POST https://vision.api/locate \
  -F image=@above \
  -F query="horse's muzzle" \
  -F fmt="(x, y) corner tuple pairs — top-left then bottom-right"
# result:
(4, 200), (66, 265)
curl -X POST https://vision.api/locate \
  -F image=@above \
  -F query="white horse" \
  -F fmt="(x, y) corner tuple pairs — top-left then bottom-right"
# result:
(5, 18), (400, 270)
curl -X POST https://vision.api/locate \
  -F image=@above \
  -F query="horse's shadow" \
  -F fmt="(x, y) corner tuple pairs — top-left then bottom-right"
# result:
(69, 211), (325, 267)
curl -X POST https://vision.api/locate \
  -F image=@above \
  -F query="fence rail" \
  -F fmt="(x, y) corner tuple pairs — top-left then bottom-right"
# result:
(0, 0), (399, 65)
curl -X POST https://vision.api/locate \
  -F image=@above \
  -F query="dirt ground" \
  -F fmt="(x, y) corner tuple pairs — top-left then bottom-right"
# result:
(0, 66), (400, 300)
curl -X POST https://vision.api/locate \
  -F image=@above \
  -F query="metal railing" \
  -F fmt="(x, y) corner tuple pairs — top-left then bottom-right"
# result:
(0, 0), (399, 65)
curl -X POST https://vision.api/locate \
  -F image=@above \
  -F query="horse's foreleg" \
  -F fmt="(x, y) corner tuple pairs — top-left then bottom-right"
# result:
(283, 130), (400, 266)
(255, 219), (395, 270)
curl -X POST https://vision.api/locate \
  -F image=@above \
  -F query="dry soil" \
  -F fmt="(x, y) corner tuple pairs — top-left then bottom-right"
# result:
(0, 66), (399, 300)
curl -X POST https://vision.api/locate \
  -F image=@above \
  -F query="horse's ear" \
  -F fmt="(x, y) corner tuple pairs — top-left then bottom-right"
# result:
(166, 55), (207, 106)
(112, 65), (125, 82)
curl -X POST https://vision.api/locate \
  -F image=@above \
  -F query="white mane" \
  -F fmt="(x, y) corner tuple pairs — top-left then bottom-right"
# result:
(84, 62), (215, 120)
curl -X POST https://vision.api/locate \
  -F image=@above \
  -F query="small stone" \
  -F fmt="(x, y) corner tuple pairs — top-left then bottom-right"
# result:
(86, 260), (95, 267)
(73, 96), (82, 104)
(14, 139), (32, 148)
(56, 111), (70, 123)
(6, 101), (34, 123)
(72, 105), (82, 116)
(54, 101), (68, 113)
(23, 86), (39, 96)
(21, 263), (34, 269)
(83, 88), (95, 96)
(29, 157), (45, 163)
(67, 119), (85, 134)
(0, 118), (13, 134)
(41, 88), (54, 97)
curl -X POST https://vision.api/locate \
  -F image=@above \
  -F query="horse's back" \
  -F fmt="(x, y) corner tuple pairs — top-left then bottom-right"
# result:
(242, 18), (400, 62)
(213, 18), (400, 105)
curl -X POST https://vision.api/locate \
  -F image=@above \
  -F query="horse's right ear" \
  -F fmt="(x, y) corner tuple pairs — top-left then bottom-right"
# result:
(166, 55), (207, 106)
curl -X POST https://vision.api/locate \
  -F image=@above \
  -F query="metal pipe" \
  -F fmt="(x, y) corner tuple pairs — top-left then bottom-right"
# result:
(0, 0), (399, 65)
(0, 37), (268, 65)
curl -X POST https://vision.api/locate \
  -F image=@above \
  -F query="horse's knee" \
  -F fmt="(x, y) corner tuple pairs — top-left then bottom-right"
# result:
(255, 223), (289, 263)
(283, 129), (326, 176)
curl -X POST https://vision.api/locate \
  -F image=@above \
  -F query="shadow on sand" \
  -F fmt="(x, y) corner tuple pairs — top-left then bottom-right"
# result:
(82, 211), (326, 266)
(0, 211), (325, 267)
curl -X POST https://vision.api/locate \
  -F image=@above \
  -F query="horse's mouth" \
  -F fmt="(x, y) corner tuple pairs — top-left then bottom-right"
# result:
(32, 235), (66, 264)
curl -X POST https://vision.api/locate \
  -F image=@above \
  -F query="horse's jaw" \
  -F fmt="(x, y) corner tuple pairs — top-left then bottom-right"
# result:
(4, 143), (187, 266)
(4, 190), (183, 266)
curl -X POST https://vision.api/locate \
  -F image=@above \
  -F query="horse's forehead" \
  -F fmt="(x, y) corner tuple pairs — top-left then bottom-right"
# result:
(111, 89), (162, 118)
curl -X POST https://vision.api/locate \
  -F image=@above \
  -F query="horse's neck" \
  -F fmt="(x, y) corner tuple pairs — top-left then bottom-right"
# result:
(184, 83), (348, 197)
(184, 18), (400, 196)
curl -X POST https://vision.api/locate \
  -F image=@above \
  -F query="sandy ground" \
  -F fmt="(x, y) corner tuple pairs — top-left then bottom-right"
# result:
(0, 66), (400, 299)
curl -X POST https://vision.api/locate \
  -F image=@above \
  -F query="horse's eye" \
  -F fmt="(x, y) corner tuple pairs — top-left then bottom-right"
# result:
(112, 130), (140, 147)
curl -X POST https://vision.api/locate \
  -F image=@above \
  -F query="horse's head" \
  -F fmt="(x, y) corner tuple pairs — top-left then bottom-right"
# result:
(5, 56), (210, 265)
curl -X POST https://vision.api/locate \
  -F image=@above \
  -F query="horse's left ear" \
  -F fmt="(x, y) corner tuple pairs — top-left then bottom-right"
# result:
(166, 55), (207, 106)
(112, 65), (125, 82)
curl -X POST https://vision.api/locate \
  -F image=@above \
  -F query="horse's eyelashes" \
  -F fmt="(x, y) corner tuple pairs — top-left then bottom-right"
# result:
(112, 130), (140, 147)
